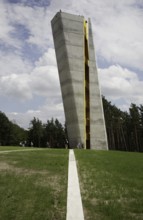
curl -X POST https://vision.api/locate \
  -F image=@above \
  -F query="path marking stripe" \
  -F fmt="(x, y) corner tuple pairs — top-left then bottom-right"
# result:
(66, 149), (84, 220)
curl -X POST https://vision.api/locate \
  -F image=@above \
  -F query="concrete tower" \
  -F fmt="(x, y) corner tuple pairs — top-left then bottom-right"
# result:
(51, 11), (108, 150)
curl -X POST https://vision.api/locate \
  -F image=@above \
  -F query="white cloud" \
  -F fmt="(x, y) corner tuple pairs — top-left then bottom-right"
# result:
(7, 101), (64, 129)
(1, 0), (143, 70)
(50, 0), (143, 71)
(0, 3), (13, 41)
(95, 6), (143, 70)
(0, 52), (33, 76)
(99, 65), (143, 108)
(35, 48), (57, 66)
(0, 73), (32, 100)
(30, 48), (61, 99)
(0, 1), (22, 48)
(0, 48), (60, 101)
(0, 1), (54, 50)
(0, 0), (143, 128)
(31, 65), (60, 97)
(7, 3), (54, 49)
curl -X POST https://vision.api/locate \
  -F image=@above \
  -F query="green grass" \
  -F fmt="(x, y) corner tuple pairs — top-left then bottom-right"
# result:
(0, 146), (25, 151)
(0, 149), (69, 220)
(75, 150), (143, 220)
(1, 148), (143, 220)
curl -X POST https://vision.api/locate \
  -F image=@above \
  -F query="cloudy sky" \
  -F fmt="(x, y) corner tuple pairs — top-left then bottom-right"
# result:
(0, 0), (143, 129)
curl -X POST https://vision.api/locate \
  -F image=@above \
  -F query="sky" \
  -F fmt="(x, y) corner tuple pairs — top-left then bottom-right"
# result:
(0, 0), (143, 129)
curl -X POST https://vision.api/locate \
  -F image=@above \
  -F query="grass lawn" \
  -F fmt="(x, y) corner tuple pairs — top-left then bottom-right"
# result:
(0, 146), (47, 152)
(0, 146), (25, 151)
(0, 149), (69, 220)
(75, 150), (143, 220)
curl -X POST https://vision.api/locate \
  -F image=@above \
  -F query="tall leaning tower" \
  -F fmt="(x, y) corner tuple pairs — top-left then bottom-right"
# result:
(51, 11), (108, 150)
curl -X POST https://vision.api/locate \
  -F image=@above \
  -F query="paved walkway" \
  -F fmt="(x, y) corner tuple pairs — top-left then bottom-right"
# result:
(66, 149), (84, 220)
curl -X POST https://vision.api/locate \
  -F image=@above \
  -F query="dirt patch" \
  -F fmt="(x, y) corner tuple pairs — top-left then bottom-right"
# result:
(0, 161), (49, 176)
(0, 161), (63, 192)
(128, 212), (143, 220)
(90, 198), (99, 206)
(35, 175), (61, 190)
(0, 162), (11, 171)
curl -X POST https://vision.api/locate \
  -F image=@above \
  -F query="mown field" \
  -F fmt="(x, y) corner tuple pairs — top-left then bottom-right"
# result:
(0, 146), (27, 151)
(75, 150), (143, 220)
(0, 148), (69, 220)
(0, 147), (143, 220)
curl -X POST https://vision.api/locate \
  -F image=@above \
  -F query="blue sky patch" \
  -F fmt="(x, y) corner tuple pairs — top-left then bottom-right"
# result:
(21, 43), (43, 63)
(7, 0), (51, 7)
(0, 95), (46, 113)
(10, 23), (30, 40)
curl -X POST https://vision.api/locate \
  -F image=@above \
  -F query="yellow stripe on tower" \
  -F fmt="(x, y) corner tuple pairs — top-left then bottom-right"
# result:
(84, 19), (90, 149)
(83, 19), (86, 149)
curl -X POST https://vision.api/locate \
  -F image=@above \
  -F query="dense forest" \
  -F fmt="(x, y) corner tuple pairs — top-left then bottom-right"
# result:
(102, 97), (143, 152)
(0, 111), (27, 146)
(0, 96), (143, 152)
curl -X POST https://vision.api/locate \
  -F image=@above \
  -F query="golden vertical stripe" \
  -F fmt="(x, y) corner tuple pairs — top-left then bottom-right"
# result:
(84, 19), (90, 149)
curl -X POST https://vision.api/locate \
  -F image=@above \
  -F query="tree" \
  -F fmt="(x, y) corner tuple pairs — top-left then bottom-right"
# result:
(102, 97), (143, 152)
(44, 118), (66, 148)
(129, 104), (141, 151)
(0, 111), (11, 145)
(139, 105), (143, 152)
(0, 111), (27, 146)
(10, 122), (27, 146)
(28, 117), (43, 147)
(102, 96), (124, 150)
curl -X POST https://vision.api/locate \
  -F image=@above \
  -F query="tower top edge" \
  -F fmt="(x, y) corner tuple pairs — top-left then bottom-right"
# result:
(51, 11), (87, 24)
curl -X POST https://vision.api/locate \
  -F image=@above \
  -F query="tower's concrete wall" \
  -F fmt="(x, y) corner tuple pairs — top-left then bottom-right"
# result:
(51, 12), (85, 147)
(88, 19), (108, 150)
(51, 12), (108, 150)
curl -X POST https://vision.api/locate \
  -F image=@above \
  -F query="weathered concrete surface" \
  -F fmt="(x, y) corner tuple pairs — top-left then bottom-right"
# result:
(51, 11), (108, 150)
(51, 12), (85, 148)
(88, 19), (108, 150)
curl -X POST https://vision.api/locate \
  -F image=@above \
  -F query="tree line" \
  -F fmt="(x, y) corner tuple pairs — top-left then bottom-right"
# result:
(0, 111), (26, 146)
(0, 96), (143, 151)
(0, 112), (67, 148)
(102, 96), (143, 152)
(27, 118), (67, 148)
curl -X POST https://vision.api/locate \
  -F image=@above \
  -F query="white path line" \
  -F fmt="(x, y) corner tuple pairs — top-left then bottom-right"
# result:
(0, 149), (43, 154)
(66, 149), (84, 220)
